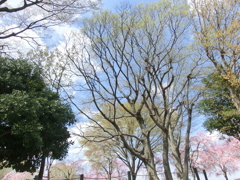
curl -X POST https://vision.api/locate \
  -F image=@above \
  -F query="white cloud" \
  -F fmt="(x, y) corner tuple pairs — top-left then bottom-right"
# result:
(0, 27), (45, 57)
(205, 131), (225, 141)
(0, 0), (22, 8)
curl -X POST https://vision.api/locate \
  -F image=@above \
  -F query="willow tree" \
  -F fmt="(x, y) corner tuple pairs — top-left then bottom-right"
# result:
(190, 0), (240, 112)
(67, 1), (201, 179)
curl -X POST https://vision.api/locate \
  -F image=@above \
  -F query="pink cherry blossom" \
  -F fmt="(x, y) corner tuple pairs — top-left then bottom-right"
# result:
(3, 170), (32, 180)
(191, 132), (240, 180)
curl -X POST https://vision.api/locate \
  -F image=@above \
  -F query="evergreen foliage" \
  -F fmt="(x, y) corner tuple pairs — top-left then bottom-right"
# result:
(198, 73), (240, 140)
(0, 58), (75, 172)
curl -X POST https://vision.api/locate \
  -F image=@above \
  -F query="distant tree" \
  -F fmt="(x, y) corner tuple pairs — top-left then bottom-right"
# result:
(0, 0), (100, 54)
(191, 132), (240, 180)
(198, 73), (240, 139)
(0, 57), (76, 180)
(84, 155), (128, 180)
(50, 160), (84, 180)
(81, 135), (143, 180)
(81, 137), (129, 180)
(78, 104), (152, 180)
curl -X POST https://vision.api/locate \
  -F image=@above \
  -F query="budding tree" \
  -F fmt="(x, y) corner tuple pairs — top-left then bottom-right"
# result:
(66, 1), (202, 179)
(190, 0), (240, 112)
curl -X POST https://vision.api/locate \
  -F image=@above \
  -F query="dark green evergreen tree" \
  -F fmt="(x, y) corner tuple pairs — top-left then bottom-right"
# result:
(198, 73), (240, 140)
(0, 58), (76, 177)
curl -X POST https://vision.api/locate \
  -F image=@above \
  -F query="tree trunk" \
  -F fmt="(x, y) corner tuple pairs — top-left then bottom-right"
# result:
(108, 173), (112, 180)
(38, 155), (46, 180)
(223, 170), (229, 180)
(228, 86), (240, 114)
(130, 157), (137, 180)
(162, 131), (173, 180)
(193, 168), (200, 180)
(170, 146), (183, 180)
(144, 160), (159, 180)
(142, 136), (159, 180)
(132, 173), (137, 180)
(169, 128), (183, 180)
(203, 170), (208, 180)
(131, 170), (137, 180)
(127, 170), (137, 180)
(183, 104), (193, 180)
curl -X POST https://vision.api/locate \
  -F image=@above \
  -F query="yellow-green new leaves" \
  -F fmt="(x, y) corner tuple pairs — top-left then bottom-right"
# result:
(191, 0), (240, 114)
(70, 1), (201, 179)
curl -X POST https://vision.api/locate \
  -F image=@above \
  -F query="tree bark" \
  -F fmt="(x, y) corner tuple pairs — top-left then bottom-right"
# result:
(193, 168), (200, 180)
(38, 155), (46, 180)
(169, 128), (183, 180)
(228, 86), (240, 114)
(162, 131), (173, 180)
(143, 158), (159, 180)
(223, 171), (229, 180)
(142, 136), (159, 180)
(203, 170), (208, 180)
(183, 104), (194, 180)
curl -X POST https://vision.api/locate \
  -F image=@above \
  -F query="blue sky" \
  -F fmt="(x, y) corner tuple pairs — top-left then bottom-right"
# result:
(1, 1), (239, 179)
(101, 0), (159, 9)
(66, 1), (240, 179)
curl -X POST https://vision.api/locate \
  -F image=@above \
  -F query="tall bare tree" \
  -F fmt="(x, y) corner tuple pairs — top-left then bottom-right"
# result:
(66, 1), (202, 179)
